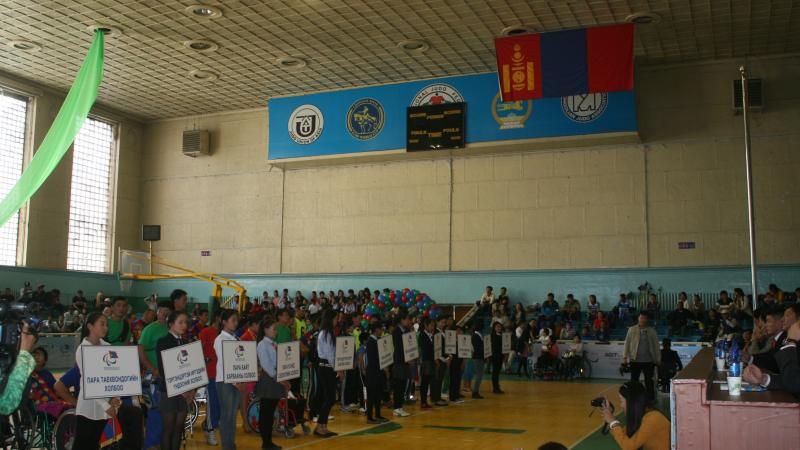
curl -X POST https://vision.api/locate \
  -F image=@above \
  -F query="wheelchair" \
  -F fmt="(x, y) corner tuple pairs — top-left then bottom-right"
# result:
(0, 404), (82, 450)
(562, 351), (593, 380)
(532, 354), (564, 380)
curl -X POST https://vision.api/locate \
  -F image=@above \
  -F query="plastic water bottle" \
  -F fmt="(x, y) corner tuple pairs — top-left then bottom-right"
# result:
(729, 340), (741, 376)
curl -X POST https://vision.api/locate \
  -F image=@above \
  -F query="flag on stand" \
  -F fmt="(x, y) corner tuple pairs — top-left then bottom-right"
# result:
(495, 24), (634, 102)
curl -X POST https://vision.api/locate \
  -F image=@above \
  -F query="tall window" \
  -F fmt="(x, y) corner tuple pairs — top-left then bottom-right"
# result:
(0, 91), (27, 266)
(67, 118), (114, 272)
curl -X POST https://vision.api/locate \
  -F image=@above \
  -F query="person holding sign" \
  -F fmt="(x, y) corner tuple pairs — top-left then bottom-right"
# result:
(490, 322), (505, 394)
(255, 317), (288, 450)
(213, 309), (242, 450)
(74, 312), (122, 450)
(471, 322), (486, 399)
(419, 318), (436, 410)
(156, 311), (195, 450)
(448, 326), (466, 404)
(391, 312), (413, 417)
(314, 310), (339, 438)
(365, 321), (389, 424)
(432, 316), (450, 407)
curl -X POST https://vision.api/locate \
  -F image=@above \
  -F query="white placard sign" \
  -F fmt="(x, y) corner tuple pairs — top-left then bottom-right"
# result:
(502, 332), (512, 354)
(222, 340), (258, 383)
(81, 345), (142, 399)
(445, 330), (457, 354)
(335, 336), (355, 371)
(161, 341), (209, 398)
(277, 341), (301, 382)
(483, 335), (492, 359)
(403, 331), (419, 362)
(457, 334), (472, 359)
(378, 335), (393, 369)
(434, 333), (443, 359)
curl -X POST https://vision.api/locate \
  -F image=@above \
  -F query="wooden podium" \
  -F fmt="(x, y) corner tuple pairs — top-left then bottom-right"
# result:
(672, 347), (800, 449)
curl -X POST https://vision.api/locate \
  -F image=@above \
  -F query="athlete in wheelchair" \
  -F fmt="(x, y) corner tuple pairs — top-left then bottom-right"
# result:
(561, 336), (592, 379)
(533, 335), (563, 379)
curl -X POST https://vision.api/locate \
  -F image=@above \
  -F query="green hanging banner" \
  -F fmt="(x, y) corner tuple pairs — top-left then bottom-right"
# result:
(0, 31), (104, 227)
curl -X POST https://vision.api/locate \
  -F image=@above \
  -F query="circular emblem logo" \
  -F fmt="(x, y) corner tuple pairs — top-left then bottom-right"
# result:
(410, 83), (464, 106)
(561, 93), (608, 123)
(491, 93), (532, 130)
(288, 104), (324, 144)
(346, 98), (384, 140)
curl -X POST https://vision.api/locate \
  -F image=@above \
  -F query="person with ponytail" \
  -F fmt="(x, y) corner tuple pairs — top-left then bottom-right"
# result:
(314, 309), (339, 437)
(74, 312), (122, 450)
(156, 310), (194, 450)
(600, 381), (670, 450)
(214, 309), (241, 450)
(254, 316), (288, 450)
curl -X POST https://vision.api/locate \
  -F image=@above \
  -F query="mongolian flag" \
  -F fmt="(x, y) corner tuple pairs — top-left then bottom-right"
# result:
(100, 417), (123, 448)
(495, 24), (634, 101)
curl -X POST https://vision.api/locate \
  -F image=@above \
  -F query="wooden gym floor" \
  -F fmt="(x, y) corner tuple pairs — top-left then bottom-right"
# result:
(184, 377), (620, 450)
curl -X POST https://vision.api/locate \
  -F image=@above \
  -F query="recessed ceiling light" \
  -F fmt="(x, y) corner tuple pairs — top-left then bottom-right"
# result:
(188, 69), (218, 81)
(8, 40), (41, 52)
(275, 56), (307, 70)
(86, 23), (123, 37)
(185, 4), (223, 19)
(500, 25), (535, 36)
(625, 12), (661, 24)
(183, 40), (219, 53)
(397, 39), (429, 54)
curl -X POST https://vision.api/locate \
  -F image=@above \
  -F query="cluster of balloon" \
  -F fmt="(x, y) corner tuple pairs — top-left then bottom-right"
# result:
(359, 287), (442, 329)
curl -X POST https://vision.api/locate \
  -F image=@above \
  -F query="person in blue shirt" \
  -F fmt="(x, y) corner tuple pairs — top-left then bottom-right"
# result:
(255, 316), (287, 450)
(54, 365), (81, 405)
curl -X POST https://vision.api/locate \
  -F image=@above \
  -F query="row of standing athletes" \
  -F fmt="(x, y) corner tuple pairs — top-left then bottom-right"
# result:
(72, 307), (505, 450)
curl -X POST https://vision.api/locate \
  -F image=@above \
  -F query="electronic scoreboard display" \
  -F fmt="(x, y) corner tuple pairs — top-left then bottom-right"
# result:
(406, 102), (465, 151)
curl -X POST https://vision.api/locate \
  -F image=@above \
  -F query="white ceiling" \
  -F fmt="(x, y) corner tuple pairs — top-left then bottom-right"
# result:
(1, 0), (798, 120)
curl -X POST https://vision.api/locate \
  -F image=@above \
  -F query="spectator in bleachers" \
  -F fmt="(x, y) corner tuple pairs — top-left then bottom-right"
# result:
(667, 300), (692, 337)
(31, 284), (48, 303)
(496, 287), (510, 314)
(538, 293), (558, 330)
(733, 287), (753, 319)
(0, 287), (14, 302)
(716, 290), (734, 315)
(586, 295), (600, 321)
(615, 293), (633, 327)
(560, 322), (576, 340)
(768, 284), (785, 304)
(689, 294), (706, 324)
(644, 293), (660, 321)
(512, 302), (526, 324)
(479, 286), (495, 314)
(562, 294), (580, 322)
(94, 291), (105, 309)
(580, 325), (592, 340)
(702, 309), (721, 342)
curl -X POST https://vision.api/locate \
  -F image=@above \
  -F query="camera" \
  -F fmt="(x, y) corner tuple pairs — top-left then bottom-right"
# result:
(619, 362), (631, 376)
(591, 397), (614, 412)
(0, 300), (42, 371)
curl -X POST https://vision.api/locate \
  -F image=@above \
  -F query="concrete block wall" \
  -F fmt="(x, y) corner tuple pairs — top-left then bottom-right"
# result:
(133, 55), (800, 275)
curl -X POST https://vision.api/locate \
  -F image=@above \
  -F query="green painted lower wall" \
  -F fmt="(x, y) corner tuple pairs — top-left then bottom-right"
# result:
(2, 264), (798, 310)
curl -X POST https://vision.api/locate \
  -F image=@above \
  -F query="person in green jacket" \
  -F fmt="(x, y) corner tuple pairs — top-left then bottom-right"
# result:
(0, 322), (37, 415)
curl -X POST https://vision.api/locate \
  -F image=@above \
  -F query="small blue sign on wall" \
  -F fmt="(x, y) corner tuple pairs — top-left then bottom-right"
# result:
(678, 242), (696, 250)
(267, 72), (637, 160)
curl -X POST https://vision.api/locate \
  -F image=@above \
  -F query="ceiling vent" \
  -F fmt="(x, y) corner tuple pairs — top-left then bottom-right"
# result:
(182, 129), (210, 157)
(733, 78), (763, 112)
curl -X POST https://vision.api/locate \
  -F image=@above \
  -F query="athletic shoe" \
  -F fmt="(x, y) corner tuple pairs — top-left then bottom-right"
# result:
(451, 398), (465, 404)
(472, 393), (484, 399)
(205, 430), (218, 446)
(367, 418), (380, 424)
(493, 389), (505, 394)
(377, 416), (390, 423)
(393, 408), (410, 417)
(434, 400), (449, 406)
(359, 407), (367, 414)
(340, 405), (353, 413)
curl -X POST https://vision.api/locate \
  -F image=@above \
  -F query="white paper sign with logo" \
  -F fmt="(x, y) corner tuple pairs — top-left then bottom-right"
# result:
(277, 341), (301, 382)
(403, 331), (419, 362)
(445, 330), (457, 354)
(160, 341), (209, 397)
(222, 340), (258, 383)
(335, 336), (356, 371)
(81, 345), (142, 399)
(502, 332), (512, 354)
(378, 335), (393, 369)
(457, 334), (472, 359)
(483, 335), (492, 359)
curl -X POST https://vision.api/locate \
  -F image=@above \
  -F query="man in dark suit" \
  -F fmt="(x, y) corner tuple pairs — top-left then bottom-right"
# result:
(744, 320), (800, 395)
(365, 322), (388, 424)
(391, 312), (412, 417)
(471, 322), (485, 399)
(418, 318), (436, 409)
(431, 316), (450, 406)
(751, 308), (786, 373)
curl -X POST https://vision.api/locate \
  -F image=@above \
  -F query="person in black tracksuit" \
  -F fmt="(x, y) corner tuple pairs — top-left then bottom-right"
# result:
(365, 322), (388, 423)
(490, 322), (505, 394)
(448, 326), (465, 404)
(471, 322), (485, 399)
(418, 319), (435, 409)
(156, 311), (193, 450)
(391, 312), (412, 416)
(431, 317), (449, 406)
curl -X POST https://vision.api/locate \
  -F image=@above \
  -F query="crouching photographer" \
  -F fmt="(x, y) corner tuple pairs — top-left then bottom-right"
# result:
(593, 381), (670, 450)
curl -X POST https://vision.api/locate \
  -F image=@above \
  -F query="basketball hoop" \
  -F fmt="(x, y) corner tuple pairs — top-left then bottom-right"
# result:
(119, 279), (133, 293)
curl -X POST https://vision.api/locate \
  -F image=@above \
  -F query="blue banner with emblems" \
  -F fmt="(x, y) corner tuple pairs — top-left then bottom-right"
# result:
(267, 72), (636, 160)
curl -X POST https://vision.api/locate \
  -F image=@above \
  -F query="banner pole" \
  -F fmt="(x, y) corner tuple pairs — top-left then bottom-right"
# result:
(739, 65), (758, 305)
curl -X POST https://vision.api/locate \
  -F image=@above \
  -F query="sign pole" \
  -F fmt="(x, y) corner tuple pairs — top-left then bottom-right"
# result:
(739, 66), (758, 305)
